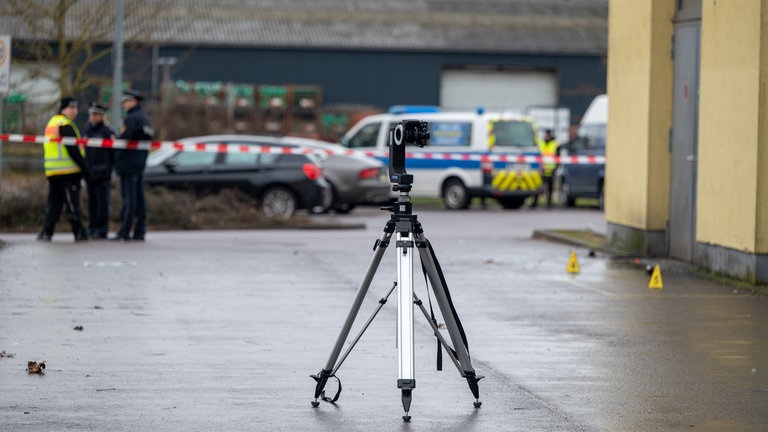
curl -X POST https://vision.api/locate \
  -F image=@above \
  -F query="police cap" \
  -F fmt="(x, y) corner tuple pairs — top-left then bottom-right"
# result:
(122, 89), (144, 102)
(88, 102), (108, 115)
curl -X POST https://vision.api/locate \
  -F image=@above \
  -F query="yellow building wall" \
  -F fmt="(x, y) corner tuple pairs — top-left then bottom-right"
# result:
(760, 3), (768, 252)
(605, 0), (673, 231)
(697, 0), (767, 253)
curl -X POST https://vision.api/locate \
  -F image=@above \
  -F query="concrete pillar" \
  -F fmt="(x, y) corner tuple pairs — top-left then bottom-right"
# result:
(605, 0), (674, 255)
(694, 0), (768, 282)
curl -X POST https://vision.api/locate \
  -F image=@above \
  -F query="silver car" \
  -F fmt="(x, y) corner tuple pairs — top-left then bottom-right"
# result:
(286, 136), (394, 213)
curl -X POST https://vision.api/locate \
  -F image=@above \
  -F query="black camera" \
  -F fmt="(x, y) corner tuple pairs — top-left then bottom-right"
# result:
(389, 120), (430, 186)
(392, 120), (430, 147)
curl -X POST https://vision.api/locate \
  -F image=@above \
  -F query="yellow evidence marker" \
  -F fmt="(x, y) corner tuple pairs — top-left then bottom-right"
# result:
(648, 264), (663, 289)
(567, 250), (580, 274)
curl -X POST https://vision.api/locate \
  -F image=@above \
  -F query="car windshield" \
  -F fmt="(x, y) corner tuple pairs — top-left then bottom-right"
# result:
(575, 124), (606, 150)
(344, 122), (381, 148)
(491, 120), (537, 148)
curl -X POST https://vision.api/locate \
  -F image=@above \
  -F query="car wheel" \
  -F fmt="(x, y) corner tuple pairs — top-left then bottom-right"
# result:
(559, 180), (576, 208)
(260, 186), (297, 219)
(326, 184), (355, 214)
(497, 197), (526, 209)
(442, 178), (470, 210)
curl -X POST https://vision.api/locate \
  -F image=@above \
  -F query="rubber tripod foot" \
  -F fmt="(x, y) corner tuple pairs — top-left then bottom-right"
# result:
(402, 414), (411, 422)
(311, 401), (320, 407)
(474, 401), (482, 408)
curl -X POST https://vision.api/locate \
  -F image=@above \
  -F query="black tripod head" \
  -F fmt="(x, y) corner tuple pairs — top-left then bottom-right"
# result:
(388, 120), (430, 190)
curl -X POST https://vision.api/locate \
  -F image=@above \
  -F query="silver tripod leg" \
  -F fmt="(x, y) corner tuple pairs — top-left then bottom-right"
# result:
(414, 231), (483, 408)
(311, 223), (395, 407)
(396, 230), (416, 421)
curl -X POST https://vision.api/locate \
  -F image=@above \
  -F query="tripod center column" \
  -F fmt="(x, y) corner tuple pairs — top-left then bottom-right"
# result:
(396, 230), (415, 381)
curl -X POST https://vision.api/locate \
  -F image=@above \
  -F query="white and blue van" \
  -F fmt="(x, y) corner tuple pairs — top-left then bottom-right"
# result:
(339, 108), (544, 210)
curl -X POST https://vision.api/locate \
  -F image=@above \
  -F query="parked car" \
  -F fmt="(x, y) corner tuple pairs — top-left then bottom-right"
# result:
(556, 94), (607, 208)
(145, 135), (392, 216)
(284, 136), (393, 212)
(144, 138), (330, 219)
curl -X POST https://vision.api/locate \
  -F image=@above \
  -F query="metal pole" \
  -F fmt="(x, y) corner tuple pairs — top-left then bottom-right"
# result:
(151, 45), (159, 100)
(110, 0), (124, 128)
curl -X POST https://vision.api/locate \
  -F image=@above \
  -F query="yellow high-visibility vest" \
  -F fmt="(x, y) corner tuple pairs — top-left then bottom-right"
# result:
(538, 138), (558, 176)
(43, 114), (83, 177)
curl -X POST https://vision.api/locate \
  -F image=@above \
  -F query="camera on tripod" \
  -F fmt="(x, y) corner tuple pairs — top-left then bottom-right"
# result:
(389, 120), (430, 185)
(312, 116), (483, 421)
(393, 120), (429, 147)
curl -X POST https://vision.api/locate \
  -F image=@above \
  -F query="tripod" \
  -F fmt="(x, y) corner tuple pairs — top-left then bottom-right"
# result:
(310, 170), (483, 421)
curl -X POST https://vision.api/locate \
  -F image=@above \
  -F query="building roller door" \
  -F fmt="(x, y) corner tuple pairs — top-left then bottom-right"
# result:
(440, 69), (557, 112)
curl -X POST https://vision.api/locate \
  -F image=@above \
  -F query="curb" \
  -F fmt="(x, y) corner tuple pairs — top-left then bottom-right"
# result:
(533, 229), (767, 293)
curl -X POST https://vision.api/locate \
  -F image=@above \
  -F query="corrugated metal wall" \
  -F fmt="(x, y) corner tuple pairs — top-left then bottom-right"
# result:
(119, 46), (605, 125)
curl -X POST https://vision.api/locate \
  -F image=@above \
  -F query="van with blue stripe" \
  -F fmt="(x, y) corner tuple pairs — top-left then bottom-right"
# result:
(340, 108), (543, 210)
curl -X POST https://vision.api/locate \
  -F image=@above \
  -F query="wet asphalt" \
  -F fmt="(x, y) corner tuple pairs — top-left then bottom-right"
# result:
(1, 207), (767, 431)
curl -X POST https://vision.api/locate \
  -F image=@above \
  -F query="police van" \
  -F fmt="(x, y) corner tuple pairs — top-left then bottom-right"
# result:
(556, 94), (607, 208)
(339, 108), (543, 209)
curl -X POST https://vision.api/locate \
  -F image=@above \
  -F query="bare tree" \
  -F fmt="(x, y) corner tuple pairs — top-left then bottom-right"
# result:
(0, 0), (169, 112)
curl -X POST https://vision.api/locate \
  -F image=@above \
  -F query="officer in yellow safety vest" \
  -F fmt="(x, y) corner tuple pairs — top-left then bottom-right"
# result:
(37, 97), (91, 242)
(531, 129), (559, 208)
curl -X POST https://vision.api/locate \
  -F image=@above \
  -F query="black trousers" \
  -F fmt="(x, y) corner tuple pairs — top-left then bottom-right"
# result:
(87, 178), (111, 238)
(41, 173), (87, 238)
(117, 172), (146, 239)
(532, 174), (555, 208)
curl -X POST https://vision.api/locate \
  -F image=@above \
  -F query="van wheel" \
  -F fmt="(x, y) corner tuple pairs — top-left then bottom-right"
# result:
(559, 180), (576, 207)
(261, 186), (297, 219)
(443, 179), (470, 210)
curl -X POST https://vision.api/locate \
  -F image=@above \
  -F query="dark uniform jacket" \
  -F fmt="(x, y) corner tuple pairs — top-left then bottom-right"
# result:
(115, 105), (154, 176)
(84, 121), (115, 182)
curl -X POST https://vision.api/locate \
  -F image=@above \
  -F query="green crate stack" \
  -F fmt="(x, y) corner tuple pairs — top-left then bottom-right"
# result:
(229, 84), (257, 133)
(259, 85), (287, 135)
(290, 85), (322, 137)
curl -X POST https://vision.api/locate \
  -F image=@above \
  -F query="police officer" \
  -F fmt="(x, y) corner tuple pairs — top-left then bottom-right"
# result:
(84, 102), (116, 239)
(111, 89), (153, 241)
(38, 97), (91, 242)
(532, 129), (559, 209)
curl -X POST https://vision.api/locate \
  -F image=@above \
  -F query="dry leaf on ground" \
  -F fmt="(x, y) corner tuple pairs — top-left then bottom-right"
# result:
(26, 361), (46, 374)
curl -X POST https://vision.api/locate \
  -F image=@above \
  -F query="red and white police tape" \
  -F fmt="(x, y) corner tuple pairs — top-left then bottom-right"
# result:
(0, 133), (606, 165)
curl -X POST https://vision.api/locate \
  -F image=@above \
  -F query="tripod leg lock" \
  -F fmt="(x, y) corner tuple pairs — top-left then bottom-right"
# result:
(310, 369), (342, 407)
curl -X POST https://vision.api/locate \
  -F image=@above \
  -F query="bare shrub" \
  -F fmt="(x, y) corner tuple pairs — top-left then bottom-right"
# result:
(0, 175), (307, 233)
